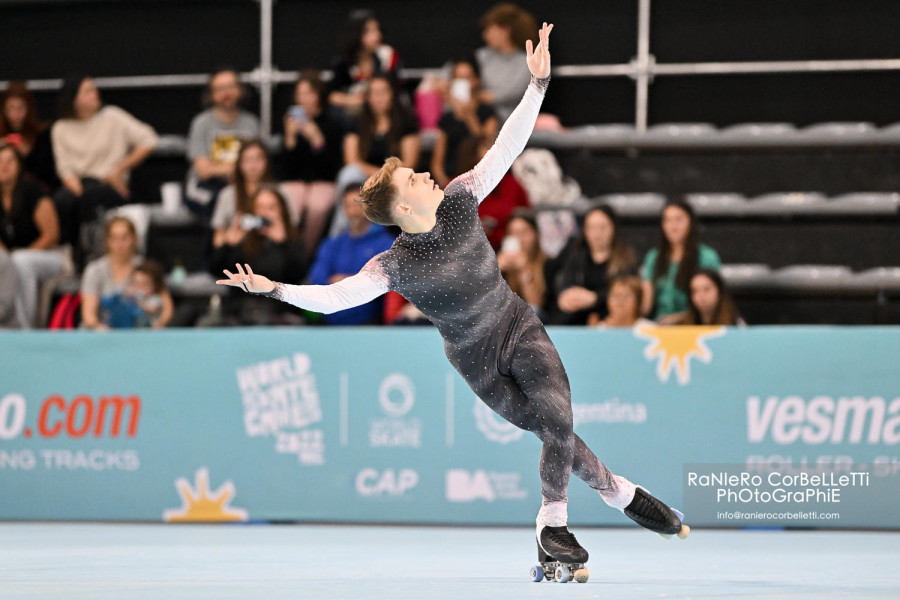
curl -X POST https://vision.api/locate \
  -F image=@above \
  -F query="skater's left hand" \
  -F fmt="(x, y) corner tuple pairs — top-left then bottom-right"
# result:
(526, 22), (553, 79)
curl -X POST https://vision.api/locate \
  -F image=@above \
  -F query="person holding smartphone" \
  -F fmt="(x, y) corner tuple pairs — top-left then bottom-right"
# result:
(431, 59), (499, 187)
(282, 70), (346, 255)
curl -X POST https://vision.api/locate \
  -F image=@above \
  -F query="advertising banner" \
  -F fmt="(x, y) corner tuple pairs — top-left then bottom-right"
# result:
(1, 326), (898, 528)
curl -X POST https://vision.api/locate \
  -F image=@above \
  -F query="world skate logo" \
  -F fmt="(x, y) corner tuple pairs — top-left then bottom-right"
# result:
(474, 400), (523, 444)
(634, 325), (725, 385)
(235, 353), (325, 465)
(445, 469), (527, 502)
(356, 468), (419, 497)
(163, 467), (248, 522)
(369, 373), (422, 448)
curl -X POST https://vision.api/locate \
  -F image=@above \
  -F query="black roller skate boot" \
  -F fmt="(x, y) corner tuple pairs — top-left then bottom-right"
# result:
(624, 486), (690, 539)
(531, 526), (590, 583)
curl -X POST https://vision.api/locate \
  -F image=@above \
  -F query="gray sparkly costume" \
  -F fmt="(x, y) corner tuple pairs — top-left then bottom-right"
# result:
(265, 77), (615, 505)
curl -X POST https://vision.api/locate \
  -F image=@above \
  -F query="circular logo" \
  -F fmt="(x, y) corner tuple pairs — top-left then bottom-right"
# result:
(473, 399), (523, 444)
(378, 374), (415, 418)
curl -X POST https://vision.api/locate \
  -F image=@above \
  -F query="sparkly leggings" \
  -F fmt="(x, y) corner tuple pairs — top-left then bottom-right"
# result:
(446, 301), (615, 503)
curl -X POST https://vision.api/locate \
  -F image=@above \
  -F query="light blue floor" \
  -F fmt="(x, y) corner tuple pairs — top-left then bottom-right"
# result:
(1, 523), (898, 599)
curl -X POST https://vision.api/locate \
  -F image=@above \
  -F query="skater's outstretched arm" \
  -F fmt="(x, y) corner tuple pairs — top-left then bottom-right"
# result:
(460, 22), (553, 204)
(216, 256), (390, 315)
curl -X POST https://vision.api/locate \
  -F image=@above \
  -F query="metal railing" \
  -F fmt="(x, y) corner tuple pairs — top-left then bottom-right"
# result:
(4, 0), (900, 136)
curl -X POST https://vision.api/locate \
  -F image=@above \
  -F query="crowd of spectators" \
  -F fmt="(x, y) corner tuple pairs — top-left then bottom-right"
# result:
(0, 2), (744, 331)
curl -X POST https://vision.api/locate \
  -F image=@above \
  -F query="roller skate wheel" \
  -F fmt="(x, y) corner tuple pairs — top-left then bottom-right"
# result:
(530, 565), (544, 582)
(574, 567), (590, 583)
(555, 565), (570, 583)
(677, 524), (691, 540)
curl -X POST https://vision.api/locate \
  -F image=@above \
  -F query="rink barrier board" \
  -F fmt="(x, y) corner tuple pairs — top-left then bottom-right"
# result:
(1, 326), (898, 529)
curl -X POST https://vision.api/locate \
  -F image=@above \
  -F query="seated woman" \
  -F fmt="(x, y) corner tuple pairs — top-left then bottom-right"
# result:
(211, 139), (285, 249)
(80, 216), (142, 330)
(210, 186), (307, 325)
(430, 59), (498, 188)
(0, 142), (64, 328)
(641, 198), (721, 324)
(330, 75), (419, 236)
(281, 70), (346, 255)
(592, 275), (654, 328)
(1, 81), (56, 190)
(328, 9), (402, 116)
(553, 205), (638, 325)
(51, 74), (157, 264)
(683, 269), (746, 326)
(496, 208), (548, 321)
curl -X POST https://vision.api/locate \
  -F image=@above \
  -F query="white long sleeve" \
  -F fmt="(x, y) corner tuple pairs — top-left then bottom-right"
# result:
(264, 254), (390, 314)
(461, 76), (549, 203)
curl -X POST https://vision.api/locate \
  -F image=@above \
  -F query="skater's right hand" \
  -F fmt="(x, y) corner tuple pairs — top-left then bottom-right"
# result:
(526, 22), (553, 79)
(217, 263), (275, 294)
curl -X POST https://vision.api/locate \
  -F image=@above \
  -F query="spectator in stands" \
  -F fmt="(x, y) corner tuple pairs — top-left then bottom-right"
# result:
(52, 75), (157, 263)
(329, 10), (401, 116)
(330, 75), (419, 236)
(212, 140), (277, 249)
(1, 81), (56, 190)
(80, 216), (142, 330)
(308, 184), (395, 325)
(0, 249), (17, 327)
(0, 143), (64, 328)
(185, 69), (260, 216)
(552, 205), (637, 325)
(641, 198), (721, 324)
(593, 275), (653, 328)
(210, 186), (306, 325)
(476, 3), (536, 122)
(497, 208), (548, 320)
(431, 59), (499, 187)
(683, 269), (745, 326)
(111, 260), (173, 328)
(457, 134), (529, 249)
(282, 70), (345, 254)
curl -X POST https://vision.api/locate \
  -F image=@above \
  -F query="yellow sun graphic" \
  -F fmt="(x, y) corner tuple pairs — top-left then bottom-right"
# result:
(163, 467), (248, 522)
(634, 325), (725, 385)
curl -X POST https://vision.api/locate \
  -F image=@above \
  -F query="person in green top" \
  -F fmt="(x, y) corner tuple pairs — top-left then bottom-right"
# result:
(640, 198), (720, 323)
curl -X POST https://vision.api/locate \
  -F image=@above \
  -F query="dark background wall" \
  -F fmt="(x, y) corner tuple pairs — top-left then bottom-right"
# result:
(3, 0), (900, 133)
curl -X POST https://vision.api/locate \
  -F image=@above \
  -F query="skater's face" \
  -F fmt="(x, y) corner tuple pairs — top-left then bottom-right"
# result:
(690, 274), (719, 320)
(584, 210), (614, 253)
(3, 97), (27, 131)
(662, 205), (691, 246)
(239, 144), (268, 185)
(391, 167), (444, 220)
(74, 79), (101, 119)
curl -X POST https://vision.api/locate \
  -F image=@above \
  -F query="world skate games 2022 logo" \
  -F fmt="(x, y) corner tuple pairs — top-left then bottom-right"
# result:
(445, 469), (527, 502)
(634, 325), (725, 385)
(235, 353), (324, 465)
(473, 399), (523, 444)
(369, 373), (422, 447)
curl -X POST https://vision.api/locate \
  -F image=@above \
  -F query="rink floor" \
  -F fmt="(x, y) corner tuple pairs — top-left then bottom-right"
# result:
(1, 523), (898, 599)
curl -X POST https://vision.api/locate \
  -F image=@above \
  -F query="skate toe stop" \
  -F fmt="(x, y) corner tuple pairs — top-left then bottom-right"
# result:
(677, 524), (691, 539)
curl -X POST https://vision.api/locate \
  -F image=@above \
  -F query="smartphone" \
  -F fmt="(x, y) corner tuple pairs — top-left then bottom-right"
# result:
(288, 105), (308, 123)
(500, 236), (522, 253)
(450, 78), (471, 103)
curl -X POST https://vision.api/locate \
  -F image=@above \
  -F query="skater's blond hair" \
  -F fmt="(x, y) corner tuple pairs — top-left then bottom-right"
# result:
(358, 156), (402, 226)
